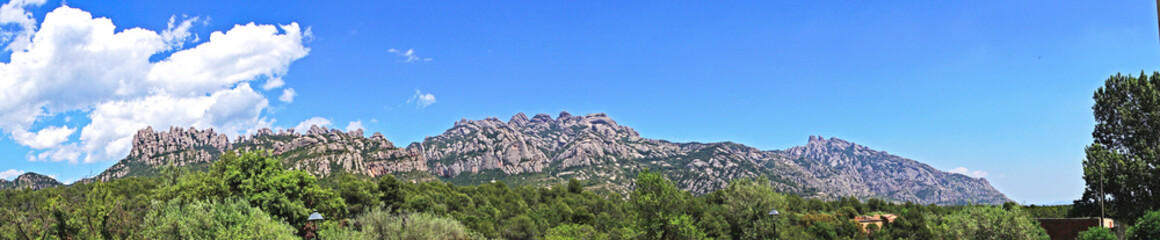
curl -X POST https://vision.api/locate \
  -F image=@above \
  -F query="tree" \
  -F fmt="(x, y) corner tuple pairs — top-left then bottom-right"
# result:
(630, 170), (705, 240)
(933, 205), (1049, 240)
(546, 224), (605, 240)
(139, 198), (298, 240)
(1078, 71), (1160, 223)
(1078, 226), (1116, 240)
(1128, 210), (1160, 240)
(155, 151), (346, 225)
(379, 174), (406, 212)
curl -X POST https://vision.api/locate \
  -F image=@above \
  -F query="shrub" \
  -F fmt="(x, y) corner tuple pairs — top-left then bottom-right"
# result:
(933, 205), (1049, 240)
(321, 207), (478, 240)
(139, 198), (298, 240)
(1129, 210), (1160, 240)
(1078, 226), (1116, 240)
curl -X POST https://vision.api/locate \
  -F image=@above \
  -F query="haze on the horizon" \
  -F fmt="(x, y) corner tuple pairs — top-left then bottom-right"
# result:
(0, 0), (1156, 205)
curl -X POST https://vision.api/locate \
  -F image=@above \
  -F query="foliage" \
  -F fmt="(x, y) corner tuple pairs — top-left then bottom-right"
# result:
(1077, 71), (1160, 223)
(546, 224), (605, 240)
(139, 198), (299, 240)
(155, 151), (346, 225)
(1078, 226), (1116, 240)
(0, 150), (1074, 240)
(631, 169), (705, 240)
(319, 207), (478, 240)
(932, 205), (1049, 240)
(1128, 210), (1160, 240)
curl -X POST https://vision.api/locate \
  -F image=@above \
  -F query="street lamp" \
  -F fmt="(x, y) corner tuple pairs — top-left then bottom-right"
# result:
(769, 209), (780, 240)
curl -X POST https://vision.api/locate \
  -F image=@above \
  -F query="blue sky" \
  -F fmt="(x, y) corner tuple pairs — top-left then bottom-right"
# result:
(0, 0), (1156, 204)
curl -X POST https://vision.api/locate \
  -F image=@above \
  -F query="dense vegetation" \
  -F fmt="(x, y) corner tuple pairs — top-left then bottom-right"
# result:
(2, 150), (1065, 240)
(1077, 71), (1160, 224)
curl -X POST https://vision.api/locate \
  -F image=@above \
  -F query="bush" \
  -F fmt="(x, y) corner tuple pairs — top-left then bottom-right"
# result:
(155, 151), (346, 225)
(1078, 226), (1116, 240)
(933, 205), (1049, 240)
(320, 207), (478, 240)
(139, 198), (298, 240)
(1129, 210), (1160, 240)
(546, 224), (604, 240)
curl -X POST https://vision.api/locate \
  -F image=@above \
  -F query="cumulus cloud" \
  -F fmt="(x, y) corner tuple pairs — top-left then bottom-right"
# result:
(0, 0), (45, 51)
(279, 88), (296, 103)
(949, 167), (989, 178)
(407, 89), (436, 109)
(293, 117), (331, 134)
(12, 125), (74, 149)
(388, 48), (432, 62)
(0, 168), (24, 180)
(0, 6), (309, 163)
(345, 120), (364, 132)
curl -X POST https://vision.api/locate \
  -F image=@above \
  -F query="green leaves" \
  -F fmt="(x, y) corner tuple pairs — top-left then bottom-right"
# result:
(1080, 71), (1160, 224)
(155, 151), (346, 226)
(139, 198), (298, 240)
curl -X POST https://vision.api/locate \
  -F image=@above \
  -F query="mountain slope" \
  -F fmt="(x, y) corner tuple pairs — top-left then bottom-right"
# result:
(85, 112), (1011, 204)
(0, 172), (63, 190)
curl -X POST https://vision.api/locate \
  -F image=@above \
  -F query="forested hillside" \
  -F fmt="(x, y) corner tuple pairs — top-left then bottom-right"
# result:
(2, 150), (1048, 239)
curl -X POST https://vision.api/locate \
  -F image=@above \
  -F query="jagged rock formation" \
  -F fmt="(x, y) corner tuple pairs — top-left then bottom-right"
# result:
(86, 112), (1011, 205)
(91, 125), (426, 182)
(777, 136), (1011, 204)
(0, 173), (62, 190)
(233, 126), (426, 177)
(412, 112), (1010, 204)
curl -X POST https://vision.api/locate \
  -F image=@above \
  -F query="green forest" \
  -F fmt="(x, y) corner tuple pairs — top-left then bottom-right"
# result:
(12, 72), (1160, 239)
(0, 150), (1079, 240)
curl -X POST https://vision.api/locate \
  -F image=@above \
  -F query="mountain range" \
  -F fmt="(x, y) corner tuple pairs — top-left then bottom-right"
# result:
(7, 112), (1011, 205)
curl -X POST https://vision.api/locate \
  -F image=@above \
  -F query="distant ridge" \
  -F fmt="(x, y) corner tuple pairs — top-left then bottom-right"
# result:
(0, 172), (62, 190)
(75, 111), (1011, 205)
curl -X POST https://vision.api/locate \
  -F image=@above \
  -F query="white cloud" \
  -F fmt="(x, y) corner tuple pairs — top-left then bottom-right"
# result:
(160, 15), (205, 50)
(0, 169), (24, 180)
(407, 89), (436, 109)
(0, 6), (309, 163)
(12, 125), (74, 149)
(949, 167), (989, 178)
(345, 120), (364, 132)
(279, 88), (296, 103)
(0, 0), (45, 51)
(293, 117), (331, 134)
(28, 144), (80, 162)
(388, 48), (432, 62)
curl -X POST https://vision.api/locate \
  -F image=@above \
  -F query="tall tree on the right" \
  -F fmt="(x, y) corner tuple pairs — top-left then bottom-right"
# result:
(1075, 71), (1160, 224)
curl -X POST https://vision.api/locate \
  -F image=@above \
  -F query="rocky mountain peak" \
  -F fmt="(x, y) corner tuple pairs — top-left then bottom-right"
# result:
(558, 111), (573, 119)
(530, 113), (553, 123)
(4, 172), (62, 190)
(307, 125), (329, 135)
(509, 112), (530, 126)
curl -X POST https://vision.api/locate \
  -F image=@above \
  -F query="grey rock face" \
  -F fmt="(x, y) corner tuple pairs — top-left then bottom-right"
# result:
(779, 136), (1011, 204)
(413, 113), (1012, 204)
(91, 125), (425, 182)
(234, 125), (424, 178)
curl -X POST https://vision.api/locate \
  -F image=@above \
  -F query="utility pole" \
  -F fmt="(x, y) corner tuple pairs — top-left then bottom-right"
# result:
(1099, 161), (1105, 227)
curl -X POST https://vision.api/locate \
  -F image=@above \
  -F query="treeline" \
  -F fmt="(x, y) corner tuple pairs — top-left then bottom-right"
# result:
(3, 151), (1053, 239)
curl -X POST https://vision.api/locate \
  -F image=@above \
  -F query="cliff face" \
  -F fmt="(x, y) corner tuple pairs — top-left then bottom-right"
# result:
(92, 125), (427, 182)
(778, 136), (1011, 204)
(233, 126), (426, 177)
(87, 112), (1011, 205)
(410, 112), (1010, 204)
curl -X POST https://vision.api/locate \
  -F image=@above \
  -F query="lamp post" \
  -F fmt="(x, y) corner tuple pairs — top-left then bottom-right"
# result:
(307, 211), (324, 239)
(769, 209), (780, 240)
